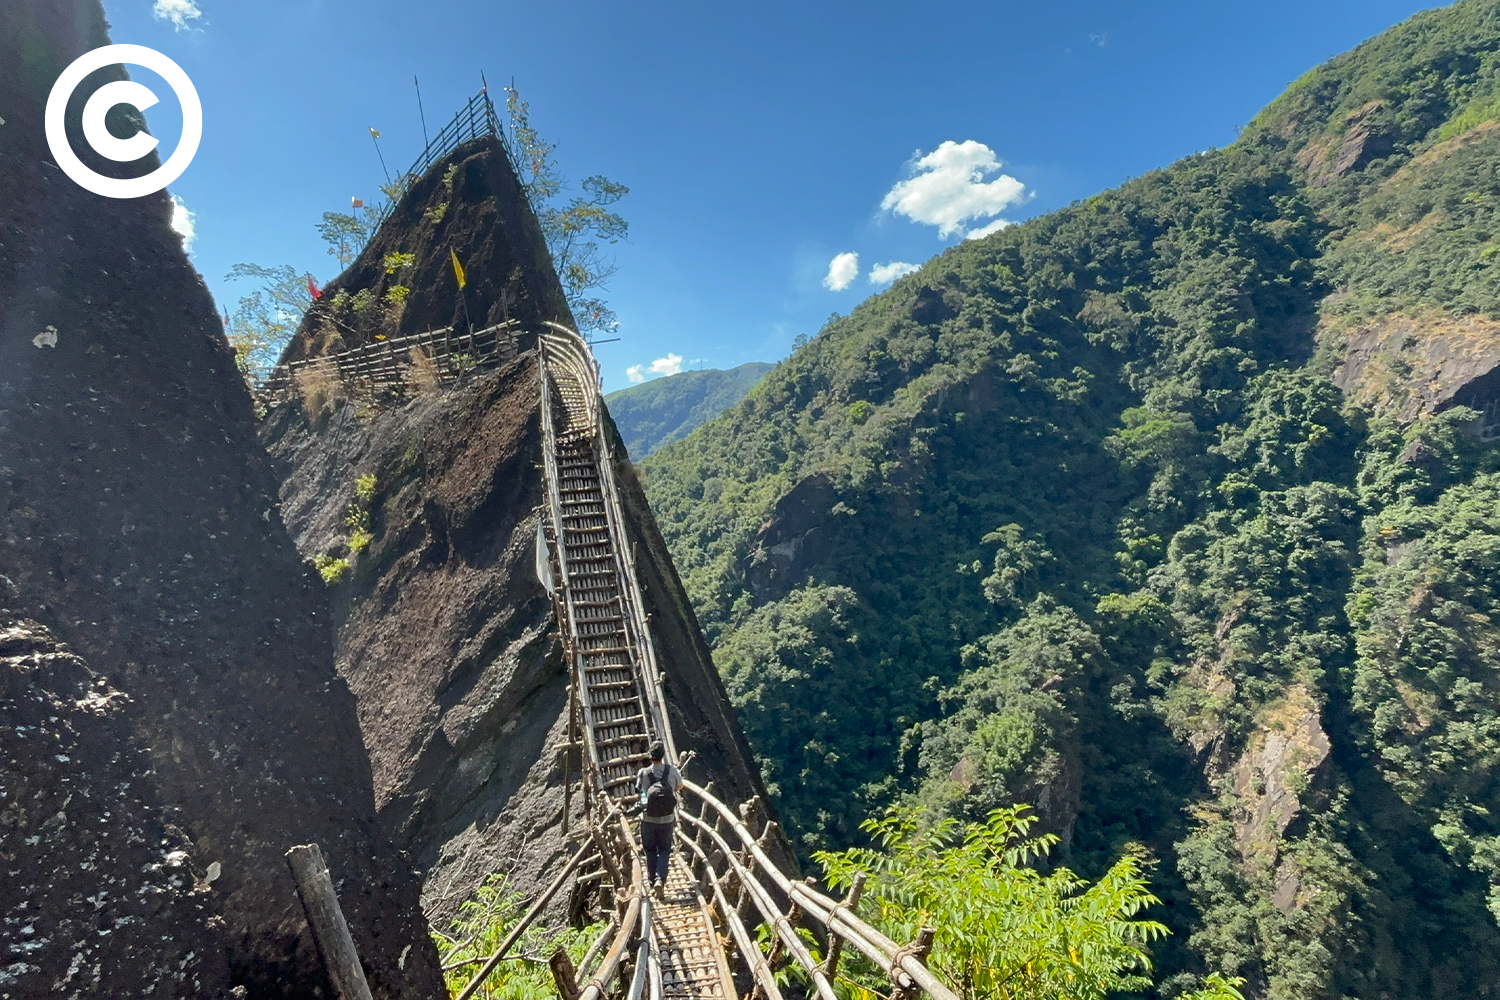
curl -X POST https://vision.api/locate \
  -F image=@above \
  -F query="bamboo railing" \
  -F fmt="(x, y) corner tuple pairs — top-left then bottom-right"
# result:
(261, 320), (520, 406)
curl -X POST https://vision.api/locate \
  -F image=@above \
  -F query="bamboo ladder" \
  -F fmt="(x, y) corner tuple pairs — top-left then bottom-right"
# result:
(538, 323), (732, 1000)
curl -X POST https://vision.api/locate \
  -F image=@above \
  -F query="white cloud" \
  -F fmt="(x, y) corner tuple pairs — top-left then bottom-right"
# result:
(823, 251), (859, 291)
(964, 218), (1011, 241)
(169, 195), (195, 252)
(626, 353), (685, 384)
(869, 261), (919, 285)
(880, 140), (1025, 239)
(152, 0), (203, 30)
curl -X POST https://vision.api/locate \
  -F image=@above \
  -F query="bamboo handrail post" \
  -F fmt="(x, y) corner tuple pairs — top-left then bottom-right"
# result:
(890, 927), (937, 1000)
(750, 895), (805, 1000)
(577, 846), (645, 1000)
(550, 945), (582, 1000)
(284, 844), (374, 1000)
(821, 871), (866, 981)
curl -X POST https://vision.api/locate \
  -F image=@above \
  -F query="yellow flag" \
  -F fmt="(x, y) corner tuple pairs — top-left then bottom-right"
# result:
(450, 247), (467, 289)
(369, 127), (381, 139)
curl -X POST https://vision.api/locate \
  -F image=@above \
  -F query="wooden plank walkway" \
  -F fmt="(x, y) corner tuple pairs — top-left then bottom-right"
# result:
(655, 858), (735, 1000)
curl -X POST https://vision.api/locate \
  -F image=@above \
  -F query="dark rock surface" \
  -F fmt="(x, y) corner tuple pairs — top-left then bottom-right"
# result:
(746, 473), (839, 601)
(0, 614), (232, 999)
(0, 3), (443, 996)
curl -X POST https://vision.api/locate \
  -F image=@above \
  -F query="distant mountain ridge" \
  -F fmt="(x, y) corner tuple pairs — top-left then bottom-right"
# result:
(605, 362), (772, 457)
(638, 1), (1500, 995)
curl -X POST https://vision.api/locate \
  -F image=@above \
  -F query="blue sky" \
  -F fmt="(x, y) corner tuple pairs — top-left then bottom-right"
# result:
(101, 0), (1436, 392)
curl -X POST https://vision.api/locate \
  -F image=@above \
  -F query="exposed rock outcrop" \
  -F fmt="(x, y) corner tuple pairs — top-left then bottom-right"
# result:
(1299, 99), (1398, 187)
(1328, 310), (1500, 424)
(747, 473), (840, 600)
(1230, 684), (1332, 874)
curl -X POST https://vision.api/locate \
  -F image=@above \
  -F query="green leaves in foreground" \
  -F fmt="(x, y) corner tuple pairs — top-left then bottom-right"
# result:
(433, 873), (602, 1000)
(814, 805), (1243, 1000)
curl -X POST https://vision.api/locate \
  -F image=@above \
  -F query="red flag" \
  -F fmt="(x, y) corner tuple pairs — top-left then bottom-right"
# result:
(351, 197), (364, 209)
(307, 275), (322, 301)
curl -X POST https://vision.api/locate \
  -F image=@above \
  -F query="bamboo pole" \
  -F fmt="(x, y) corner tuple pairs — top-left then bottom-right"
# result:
(284, 844), (374, 1000)
(577, 913), (618, 980)
(821, 872), (866, 981)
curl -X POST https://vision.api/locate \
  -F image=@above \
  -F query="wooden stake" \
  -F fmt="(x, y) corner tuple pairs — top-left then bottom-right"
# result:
(821, 872), (866, 981)
(890, 926), (936, 1000)
(563, 661), (578, 834)
(285, 844), (374, 1000)
(550, 945), (582, 1000)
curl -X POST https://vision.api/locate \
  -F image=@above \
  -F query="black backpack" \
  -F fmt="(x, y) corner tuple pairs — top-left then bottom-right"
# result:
(644, 764), (677, 818)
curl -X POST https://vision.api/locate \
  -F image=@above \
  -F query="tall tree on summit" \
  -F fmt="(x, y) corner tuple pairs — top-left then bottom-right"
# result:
(505, 85), (629, 334)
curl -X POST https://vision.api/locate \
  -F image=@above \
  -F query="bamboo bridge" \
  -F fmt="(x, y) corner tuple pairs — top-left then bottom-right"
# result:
(450, 322), (958, 1000)
(260, 84), (960, 1000)
(265, 312), (958, 1000)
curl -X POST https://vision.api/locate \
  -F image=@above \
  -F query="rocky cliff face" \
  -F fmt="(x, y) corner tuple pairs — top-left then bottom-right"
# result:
(0, 3), (443, 996)
(260, 138), (781, 922)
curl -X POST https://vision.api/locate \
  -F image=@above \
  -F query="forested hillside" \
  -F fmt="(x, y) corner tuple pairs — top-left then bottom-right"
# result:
(640, 2), (1500, 996)
(605, 362), (772, 457)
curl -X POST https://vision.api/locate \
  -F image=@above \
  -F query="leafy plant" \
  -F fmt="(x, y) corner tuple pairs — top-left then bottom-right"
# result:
(506, 85), (628, 333)
(815, 805), (1243, 1000)
(344, 475), (376, 554)
(355, 473), (377, 503)
(433, 872), (603, 1000)
(223, 263), (314, 389)
(317, 211), (374, 270)
(383, 251), (417, 275)
(314, 553), (350, 585)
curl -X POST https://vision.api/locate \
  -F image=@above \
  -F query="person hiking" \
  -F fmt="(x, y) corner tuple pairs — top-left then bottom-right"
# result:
(636, 741), (682, 899)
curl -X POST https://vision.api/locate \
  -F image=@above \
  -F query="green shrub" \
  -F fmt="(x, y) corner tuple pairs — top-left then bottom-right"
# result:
(314, 554), (350, 585)
(383, 251), (417, 274)
(433, 873), (603, 1000)
(815, 804), (1244, 1000)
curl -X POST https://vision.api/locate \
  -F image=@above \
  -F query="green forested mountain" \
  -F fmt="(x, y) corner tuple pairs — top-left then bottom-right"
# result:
(604, 362), (772, 457)
(640, 3), (1500, 996)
